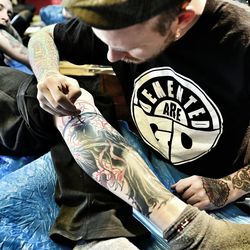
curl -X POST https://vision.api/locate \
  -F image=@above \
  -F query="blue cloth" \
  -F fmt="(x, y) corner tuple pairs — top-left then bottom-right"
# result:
(0, 153), (69, 250)
(40, 5), (67, 25)
(7, 59), (33, 75)
(0, 155), (34, 179)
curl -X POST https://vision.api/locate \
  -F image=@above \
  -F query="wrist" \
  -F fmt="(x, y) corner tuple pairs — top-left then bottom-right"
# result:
(220, 176), (247, 204)
(150, 197), (187, 231)
(38, 70), (61, 82)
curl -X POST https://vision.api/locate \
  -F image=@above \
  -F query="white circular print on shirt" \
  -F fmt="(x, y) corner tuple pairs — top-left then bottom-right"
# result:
(131, 67), (223, 165)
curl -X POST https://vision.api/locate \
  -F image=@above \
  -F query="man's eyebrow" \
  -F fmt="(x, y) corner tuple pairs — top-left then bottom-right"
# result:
(0, 3), (13, 15)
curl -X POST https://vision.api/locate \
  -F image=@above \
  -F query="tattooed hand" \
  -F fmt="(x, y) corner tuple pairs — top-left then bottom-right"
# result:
(171, 175), (230, 210)
(172, 166), (250, 211)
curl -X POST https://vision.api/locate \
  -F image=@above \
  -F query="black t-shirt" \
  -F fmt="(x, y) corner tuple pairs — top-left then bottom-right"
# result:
(54, 0), (250, 178)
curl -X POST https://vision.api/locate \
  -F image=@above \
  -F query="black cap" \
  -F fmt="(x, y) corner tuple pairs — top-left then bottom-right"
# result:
(63, 0), (184, 30)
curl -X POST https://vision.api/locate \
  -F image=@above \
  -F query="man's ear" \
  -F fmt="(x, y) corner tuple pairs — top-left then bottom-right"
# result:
(177, 9), (196, 29)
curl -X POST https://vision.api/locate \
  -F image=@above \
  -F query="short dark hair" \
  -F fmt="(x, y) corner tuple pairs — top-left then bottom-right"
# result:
(153, 4), (184, 36)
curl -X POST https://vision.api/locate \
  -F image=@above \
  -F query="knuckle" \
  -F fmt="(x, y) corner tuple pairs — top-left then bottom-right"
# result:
(37, 94), (45, 104)
(38, 100), (45, 108)
(37, 82), (46, 91)
(201, 190), (207, 196)
(53, 102), (62, 110)
(192, 175), (199, 180)
(54, 96), (66, 106)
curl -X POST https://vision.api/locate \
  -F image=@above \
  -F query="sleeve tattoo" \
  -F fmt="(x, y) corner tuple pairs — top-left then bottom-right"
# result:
(57, 99), (174, 218)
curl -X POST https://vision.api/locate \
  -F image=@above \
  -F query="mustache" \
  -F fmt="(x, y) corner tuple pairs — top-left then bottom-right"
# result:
(121, 56), (141, 64)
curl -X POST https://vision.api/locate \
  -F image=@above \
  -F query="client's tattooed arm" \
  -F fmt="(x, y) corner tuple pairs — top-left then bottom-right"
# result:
(55, 89), (187, 231)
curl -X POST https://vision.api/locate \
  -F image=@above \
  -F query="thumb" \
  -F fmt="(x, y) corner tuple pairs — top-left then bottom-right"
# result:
(64, 76), (81, 103)
(69, 89), (81, 104)
(67, 83), (81, 103)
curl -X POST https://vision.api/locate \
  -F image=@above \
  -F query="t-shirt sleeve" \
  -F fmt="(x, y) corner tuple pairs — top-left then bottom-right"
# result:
(53, 18), (110, 66)
(247, 47), (250, 103)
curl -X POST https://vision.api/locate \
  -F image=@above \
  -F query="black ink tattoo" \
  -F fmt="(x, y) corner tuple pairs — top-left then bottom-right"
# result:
(0, 30), (27, 55)
(232, 166), (250, 192)
(222, 175), (231, 181)
(202, 177), (230, 207)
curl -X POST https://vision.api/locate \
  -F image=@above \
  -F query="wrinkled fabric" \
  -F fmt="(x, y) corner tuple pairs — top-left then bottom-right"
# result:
(40, 5), (68, 25)
(0, 155), (34, 180)
(166, 206), (250, 250)
(0, 153), (69, 250)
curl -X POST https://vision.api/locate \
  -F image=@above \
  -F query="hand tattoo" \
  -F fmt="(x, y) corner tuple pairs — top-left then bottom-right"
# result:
(202, 177), (229, 207)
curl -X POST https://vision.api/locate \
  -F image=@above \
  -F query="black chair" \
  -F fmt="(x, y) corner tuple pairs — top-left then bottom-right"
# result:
(11, 9), (34, 37)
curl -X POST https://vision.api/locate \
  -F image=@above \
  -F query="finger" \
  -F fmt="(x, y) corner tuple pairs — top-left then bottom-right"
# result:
(59, 77), (81, 103)
(186, 195), (201, 205)
(38, 91), (79, 116)
(40, 102), (67, 116)
(48, 84), (80, 114)
(172, 182), (191, 194)
(68, 85), (82, 104)
(52, 92), (79, 112)
(192, 201), (210, 211)
(58, 80), (69, 94)
(181, 188), (195, 200)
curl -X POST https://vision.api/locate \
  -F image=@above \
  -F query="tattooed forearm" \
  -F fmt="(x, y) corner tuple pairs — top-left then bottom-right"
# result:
(57, 100), (174, 217)
(202, 177), (230, 207)
(0, 30), (27, 55)
(222, 166), (250, 193)
(231, 166), (250, 192)
(0, 30), (29, 66)
(28, 26), (59, 81)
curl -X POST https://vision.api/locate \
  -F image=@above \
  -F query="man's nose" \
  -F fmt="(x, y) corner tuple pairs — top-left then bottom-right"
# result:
(1, 11), (10, 23)
(107, 48), (126, 63)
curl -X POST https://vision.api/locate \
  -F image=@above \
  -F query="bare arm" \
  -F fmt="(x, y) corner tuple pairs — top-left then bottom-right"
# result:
(0, 29), (29, 66)
(28, 24), (81, 116)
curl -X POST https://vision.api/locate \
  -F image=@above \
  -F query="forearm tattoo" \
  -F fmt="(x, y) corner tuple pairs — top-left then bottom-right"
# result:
(58, 100), (174, 217)
(28, 29), (59, 80)
(228, 166), (250, 192)
(0, 30), (27, 55)
(201, 177), (229, 207)
(7, 33), (27, 55)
